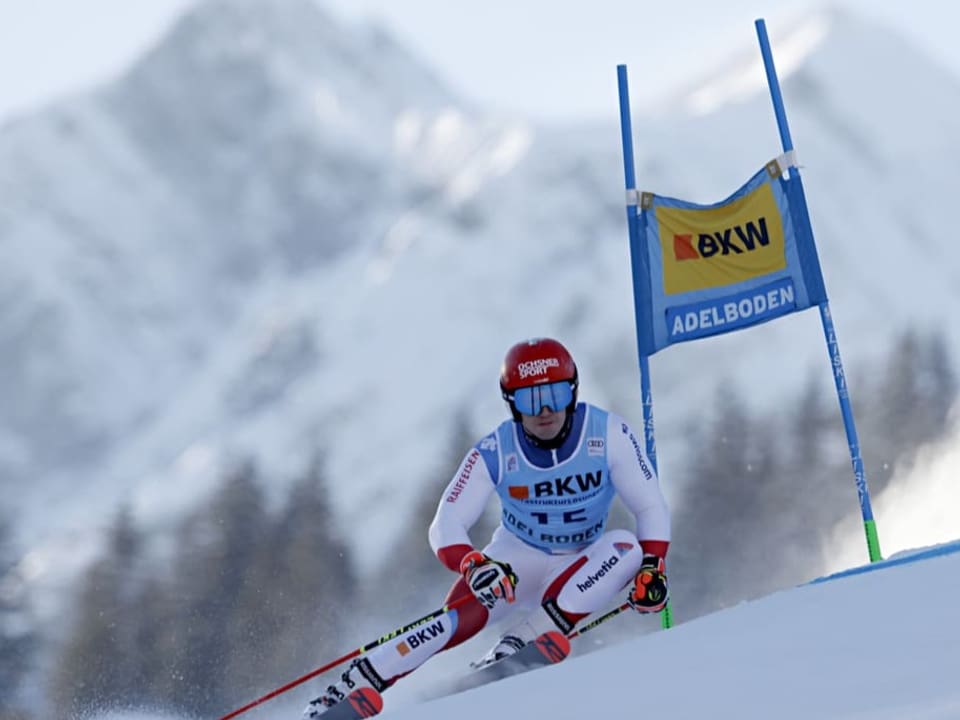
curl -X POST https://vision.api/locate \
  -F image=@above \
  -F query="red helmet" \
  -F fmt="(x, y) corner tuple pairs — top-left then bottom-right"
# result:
(500, 338), (579, 420)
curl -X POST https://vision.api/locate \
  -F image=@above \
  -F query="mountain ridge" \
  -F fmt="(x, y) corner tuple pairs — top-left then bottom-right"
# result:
(3, 4), (959, 601)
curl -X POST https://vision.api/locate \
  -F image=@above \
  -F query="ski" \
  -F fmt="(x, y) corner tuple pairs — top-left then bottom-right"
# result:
(321, 687), (384, 720)
(472, 630), (570, 674)
(436, 630), (571, 697)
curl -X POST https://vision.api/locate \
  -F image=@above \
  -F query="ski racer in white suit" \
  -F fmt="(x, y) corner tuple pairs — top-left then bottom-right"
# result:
(304, 338), (670, 717)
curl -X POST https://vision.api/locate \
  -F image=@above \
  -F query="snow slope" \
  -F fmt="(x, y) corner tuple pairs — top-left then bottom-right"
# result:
(387, 544), (960, 720)
(94, 538), (960, 720)
(388, 542), (960, 720)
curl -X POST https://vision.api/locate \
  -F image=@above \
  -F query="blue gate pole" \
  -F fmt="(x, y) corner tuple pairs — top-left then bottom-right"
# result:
(755, 19), (882, 562)
(617, 65), (674, 627)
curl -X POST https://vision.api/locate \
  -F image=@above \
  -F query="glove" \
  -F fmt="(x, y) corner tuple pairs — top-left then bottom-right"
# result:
(628, 555), (668, 613)
(459, 550), (518, 610)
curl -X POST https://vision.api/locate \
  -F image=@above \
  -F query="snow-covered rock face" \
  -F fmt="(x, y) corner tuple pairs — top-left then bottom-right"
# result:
(0, 0), (462, 485)
(3, 2), (960, 589)
(102, 0), (462, 277)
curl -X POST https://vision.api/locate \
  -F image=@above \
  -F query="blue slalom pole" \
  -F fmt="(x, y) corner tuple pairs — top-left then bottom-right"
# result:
(616, 65), (657, 473)
(755, 19), (882, 563)
(617, 65), (673, 627)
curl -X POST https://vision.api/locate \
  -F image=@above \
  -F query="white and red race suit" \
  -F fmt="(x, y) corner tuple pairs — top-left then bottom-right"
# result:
(359, 403), (670, 686)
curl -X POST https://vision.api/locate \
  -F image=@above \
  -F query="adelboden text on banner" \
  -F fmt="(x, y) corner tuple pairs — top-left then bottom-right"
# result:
(631, 152), (827, 356)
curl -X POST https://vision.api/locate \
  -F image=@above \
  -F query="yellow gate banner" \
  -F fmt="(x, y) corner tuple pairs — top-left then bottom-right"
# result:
(631, 156), (827, 354)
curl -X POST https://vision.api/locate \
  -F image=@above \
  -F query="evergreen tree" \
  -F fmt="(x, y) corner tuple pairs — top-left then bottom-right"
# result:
(669, 381), (836, 620)
(129, 573), (178, 711)
(871, 329), (923, 490)
(0, 512), (35, 720)
(671, 384), (758, 617)
(746, 408), (829, 585)
(230, 455), (357, 697)
(862, 329), (957, 493)
(637, 328), (957, 625)
(51, 505), (145, 719)
(790, 370), (833, 470)
(917, 331), (958, 438)
(381, 408), (495, 616)
(778, 370), (852, 554)
(163, 459), (269, 717)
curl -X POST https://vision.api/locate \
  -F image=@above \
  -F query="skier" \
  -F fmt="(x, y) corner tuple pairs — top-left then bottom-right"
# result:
(304, 337), (670, 717)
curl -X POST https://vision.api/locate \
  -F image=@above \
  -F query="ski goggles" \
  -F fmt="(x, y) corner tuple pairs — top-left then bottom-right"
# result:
(508, 381), (575, 416)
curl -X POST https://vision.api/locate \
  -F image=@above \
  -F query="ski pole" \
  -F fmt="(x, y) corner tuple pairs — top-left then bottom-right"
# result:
(216, 594), (474, 720)
(567, 602), (631, 639)
(568, 597), (672, 640)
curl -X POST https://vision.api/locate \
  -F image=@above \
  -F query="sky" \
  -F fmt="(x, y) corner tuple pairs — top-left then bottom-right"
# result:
(1, 0), (960, 124)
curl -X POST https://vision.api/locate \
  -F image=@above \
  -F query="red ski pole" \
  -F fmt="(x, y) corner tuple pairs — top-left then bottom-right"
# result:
(217, 594), (473, 720)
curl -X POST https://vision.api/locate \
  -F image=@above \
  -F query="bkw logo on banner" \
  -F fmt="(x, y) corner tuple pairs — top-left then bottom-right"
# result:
(631, 154), (827, 356)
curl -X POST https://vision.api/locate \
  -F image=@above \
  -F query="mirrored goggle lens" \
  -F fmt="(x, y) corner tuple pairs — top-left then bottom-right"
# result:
(512, 381), (574, 416)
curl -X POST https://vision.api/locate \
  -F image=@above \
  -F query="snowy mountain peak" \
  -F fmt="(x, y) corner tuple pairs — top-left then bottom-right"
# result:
(6, 1), (960, 644)
(114, 0), (457, 133)
(674, 5), (956, 118)
(678, 12), (828, 116)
